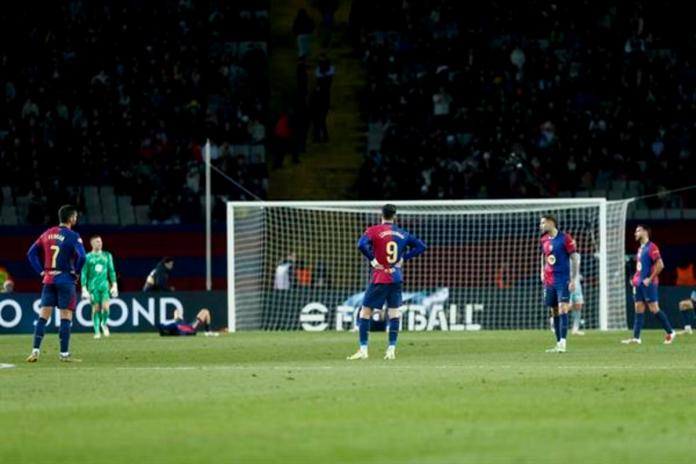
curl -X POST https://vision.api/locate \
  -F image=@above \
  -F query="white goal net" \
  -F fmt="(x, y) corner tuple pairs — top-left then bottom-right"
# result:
(227, 199), (631, 332)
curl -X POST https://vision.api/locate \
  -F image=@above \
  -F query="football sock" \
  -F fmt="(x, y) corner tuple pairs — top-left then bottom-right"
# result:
(33, 317), (48, 350)
(633, 312), (644, 339)
(655, 310), (673, 334)
(359, 317), (370, 349)
(388, 318), (399, 347)
(92, 311), (101, 335)
(59, 319), (71, 354)
(560, 313), (569, 340)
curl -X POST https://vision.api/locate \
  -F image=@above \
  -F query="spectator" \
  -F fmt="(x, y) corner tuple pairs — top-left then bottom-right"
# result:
(274, 254), (296, 290)
(272, 112), (295, 168)
(315, 54), (336, 104)
(2, 280), (14, 294)
(143, 257), (175, 292)
(292, 9), (315, 58)
(310, 87), (330, 143)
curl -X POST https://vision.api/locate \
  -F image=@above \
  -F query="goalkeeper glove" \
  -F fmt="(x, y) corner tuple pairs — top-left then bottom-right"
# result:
(110, 283), (119, 298)
(81, 288), (90, 300)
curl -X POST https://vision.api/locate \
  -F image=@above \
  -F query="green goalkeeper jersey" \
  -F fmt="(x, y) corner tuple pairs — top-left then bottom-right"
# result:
(81, 251), (116, 292)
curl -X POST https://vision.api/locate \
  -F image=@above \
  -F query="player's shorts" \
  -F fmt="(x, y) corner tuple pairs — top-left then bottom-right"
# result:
(362, 283), (402, 309)
(158, 321), (197, 336)
(40, 283), (77, 311)
(89, 288), (110, 305)
(633, 283), (658, 303)
(569, 281), (584, 305)
(544, 283), (570, 308)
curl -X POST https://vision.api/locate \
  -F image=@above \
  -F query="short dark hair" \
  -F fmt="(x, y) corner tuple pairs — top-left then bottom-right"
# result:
(541, 214), (558, 228)
(58, 205), (78, 224)
(382, 204), (397, 220)
(636, 224), (651, 237)
(162, 256), (174, 264)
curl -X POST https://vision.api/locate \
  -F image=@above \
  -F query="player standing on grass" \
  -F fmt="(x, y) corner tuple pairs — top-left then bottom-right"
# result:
(348, 204), (426, 361)
(81, 235), (118, 339)
(540, 214), (580, 353)
(26, 205), (86, 363)
(569, 270), (585, 336)
(622, 225), (676, 345)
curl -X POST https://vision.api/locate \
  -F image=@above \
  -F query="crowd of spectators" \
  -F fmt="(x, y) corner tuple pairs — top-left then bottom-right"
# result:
(0, 0), (269, 225)
(353, 0), (696, 207)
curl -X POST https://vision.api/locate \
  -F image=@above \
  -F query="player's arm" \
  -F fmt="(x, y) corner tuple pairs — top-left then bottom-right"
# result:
(540, 254), (545, 282)
(74, 239), (87, 274)
(107, 252), (119, 296)
(645, 245), (663, 285)
(357, 231), (382, 269)
(570, 253), (580, 281)
(402, 235), (426, 262)
(80, 256), (90, 288)
(647, 259), (664, 283)
(27, 240), (44, 275)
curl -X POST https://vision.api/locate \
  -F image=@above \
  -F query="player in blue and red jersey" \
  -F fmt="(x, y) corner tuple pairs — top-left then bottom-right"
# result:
(158, 308), (218, 337)
(622, 224), (676, 345)
(348, 204), (426, 360)
(539, 214), (580, 353)
(25, 205), (86, 363)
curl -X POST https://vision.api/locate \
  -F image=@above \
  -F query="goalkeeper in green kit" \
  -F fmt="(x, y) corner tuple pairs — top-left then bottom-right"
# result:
(80, 236), (118, 339)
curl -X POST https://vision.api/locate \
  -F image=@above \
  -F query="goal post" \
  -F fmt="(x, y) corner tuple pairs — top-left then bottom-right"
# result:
(226, 199), (632, 332)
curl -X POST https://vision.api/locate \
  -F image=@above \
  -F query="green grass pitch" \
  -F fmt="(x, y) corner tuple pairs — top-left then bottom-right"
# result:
(1, 330), (695, 463)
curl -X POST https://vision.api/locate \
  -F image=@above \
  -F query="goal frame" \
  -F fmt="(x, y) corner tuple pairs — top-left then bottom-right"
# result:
(226, 198), (613, 332)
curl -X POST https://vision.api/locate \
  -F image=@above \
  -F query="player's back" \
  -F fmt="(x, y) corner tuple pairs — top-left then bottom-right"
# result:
(35, 226), (83, 284)
(366, 223), (412, 266)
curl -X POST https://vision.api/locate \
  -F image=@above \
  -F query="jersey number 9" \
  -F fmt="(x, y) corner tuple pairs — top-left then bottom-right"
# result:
(386, 241), (398, 264)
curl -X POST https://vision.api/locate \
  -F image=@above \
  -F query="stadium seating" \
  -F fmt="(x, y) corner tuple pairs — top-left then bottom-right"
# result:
(0, 1), (270, 225)
(353, 0), (696, 216)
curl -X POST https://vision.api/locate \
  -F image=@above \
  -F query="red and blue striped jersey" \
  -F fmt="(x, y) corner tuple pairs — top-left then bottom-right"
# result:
(357, 223), (426, 284)
(540, 231), (576, 286)
(27, 226), (86, 284)
(632, 241), (661, 286)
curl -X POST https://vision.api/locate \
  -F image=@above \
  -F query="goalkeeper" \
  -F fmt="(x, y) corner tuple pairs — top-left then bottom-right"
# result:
(80, 235), (118, 339)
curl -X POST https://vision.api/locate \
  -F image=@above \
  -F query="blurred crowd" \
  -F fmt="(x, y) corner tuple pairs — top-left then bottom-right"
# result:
(0, 0), (269, 224)
(352, 0), (696, 207)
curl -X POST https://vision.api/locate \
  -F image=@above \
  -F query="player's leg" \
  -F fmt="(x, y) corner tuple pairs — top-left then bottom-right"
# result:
(58, 285), (80, 361)
(348, 284), (388, 360)
(349, 285), (382, 359)
(570, 283), (585, 335)
(91, 303), (102, 338)
(100, 291), (110, 337)
(27, 286), (54, 362)
(623, 289), (645, 343)
(558, 302), (571, 351)
(647, 298), (675, 344)
(28, 285), (58, 362)
(678, 300), (694, 335)
(194, 308), (218, 336)
(384, 283), (403, 360)
(544, 285), (561, 351)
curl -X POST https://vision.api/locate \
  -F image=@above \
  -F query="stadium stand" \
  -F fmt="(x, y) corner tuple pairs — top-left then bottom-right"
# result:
(353, 0), (696, 217)
(0, 0), (269, 226)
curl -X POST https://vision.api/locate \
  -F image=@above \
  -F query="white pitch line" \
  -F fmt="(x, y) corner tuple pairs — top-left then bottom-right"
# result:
(7, 364), (696, 372)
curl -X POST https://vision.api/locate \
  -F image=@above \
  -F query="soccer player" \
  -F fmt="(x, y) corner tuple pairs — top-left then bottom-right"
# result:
(569, 272), (585, 336)
(157, 308), (219, 337)
(677, 291), (695, 335)
(26, 205), (86, 363)
(81, 235), (118, 339)
(348, 204), (426, 361)
(622, 225), (676, 344)
(539, 214), (580, 353)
